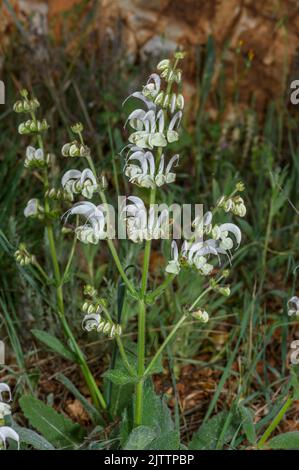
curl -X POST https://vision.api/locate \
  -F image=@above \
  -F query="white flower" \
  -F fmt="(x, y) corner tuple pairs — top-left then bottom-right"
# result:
(179, 213), (242, 275)
(288, 296), (299, 317)
(165, 241), (180, 275)
(62, 168), (97, 200)
(0, 383), (12, 402)
(124, 76), (183, 149)
(24, 146), (45, 168)
(64, 201), (108, 244)
(24, 198), (40, 218)
(0, 426), (19, 450)
(127, 108), (167, 149)
(0, 402), (11, 420)
(122, 196), (169, 243)
(124, 147), (179, 188)
(142, 73), (161, 99)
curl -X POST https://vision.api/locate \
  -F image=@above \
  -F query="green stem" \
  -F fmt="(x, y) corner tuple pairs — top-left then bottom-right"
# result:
(32, 259), (50, 283)
(116, 336), (136, 376)
(101, 304), (135, 377)
(144, 313), (187, 376)
(135, 299), (146, 426)
(148, 274), (176, 302)
(135, 188), (156, 427)
(257, 396), (293, 449)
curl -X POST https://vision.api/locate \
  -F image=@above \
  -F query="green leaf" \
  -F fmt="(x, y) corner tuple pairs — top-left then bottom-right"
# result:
(102, 369), (138, 386)
(31, 329), (76, 362)
(56, 373), (103, 424)
(140, 383), (174, 434)
(268, 432), (299, 449)
(19, 395), (85, 449)
(189, 411), (238, 450)
(239, 405), (256, 444)
(12, 423), (55, 450)
(124, 426), (157, 450)
(147, 430), (180, 450)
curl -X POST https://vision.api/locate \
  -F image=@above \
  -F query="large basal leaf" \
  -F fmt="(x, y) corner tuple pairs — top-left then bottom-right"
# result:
(189, 411), (238, 450)
(31, 329), (76, 362)
(12, 423), (55, 450)
(124, 426), (157, 450)
(19, 395), (85, 449)
(139, 382), (174, 434)
(239, 405), (256, 445)
(268, 432), (299, 449)
(146, 430), (180, 450)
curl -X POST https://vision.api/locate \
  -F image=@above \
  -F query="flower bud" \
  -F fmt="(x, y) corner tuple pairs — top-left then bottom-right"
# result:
(236, 181), (245, 192)
(154, 91), (164, 105)
(219, 286), (231, 297)
(176, 94), (184, 110)
(157, 59), (170, 71)
(99, 174), (108, 191)
(84, 285), (97, 297)
(174, 51), (186, 60)
(18, 119), (49, 135)
(71, 122), (84, 134)
(192, 309), (209, 323)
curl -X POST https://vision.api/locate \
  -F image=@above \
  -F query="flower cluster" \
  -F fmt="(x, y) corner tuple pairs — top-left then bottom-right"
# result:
(62, 140), (91, 158)
(62, 169), (98, 200)
(0, 383), (19, 450)
(14, 243), (35, 266)
(123, 53), (185, 190)
(81, 290), (122, 338)
(122, 196), (169, 243)
(18, 119), (49, 135)
(166, 198), (243, 276)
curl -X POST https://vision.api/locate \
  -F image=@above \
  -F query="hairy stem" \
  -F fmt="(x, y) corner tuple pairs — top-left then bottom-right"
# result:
(134, 187), (157, 426)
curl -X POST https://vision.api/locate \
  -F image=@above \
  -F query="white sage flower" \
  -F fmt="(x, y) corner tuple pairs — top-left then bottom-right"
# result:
(124, 147), (179, 188)
(24, 198), (41, 218)
(0, 383), (12, 402)
(122, 196), (169, 243)
(0, 426), (20, 450)
(165, 241), (180, 275)
(0, 402), (11, 420)
(62, 168), (98, 200)
(64, 201), (108, 244)
(24, 146), (46, 168)
(288, 296), (299, 317)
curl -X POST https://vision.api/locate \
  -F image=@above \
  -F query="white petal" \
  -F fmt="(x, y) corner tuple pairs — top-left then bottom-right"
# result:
(0, 427), (19, 450)
(220, 223), (242, 246)
(0, 383), (12, 402)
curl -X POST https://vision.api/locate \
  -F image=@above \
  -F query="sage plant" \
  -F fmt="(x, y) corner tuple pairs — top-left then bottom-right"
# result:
(63, 52), (246, 426)
(15, 52), (245, 427)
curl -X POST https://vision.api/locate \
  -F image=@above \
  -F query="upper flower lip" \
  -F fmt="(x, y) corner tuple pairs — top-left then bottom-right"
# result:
(0, 383), (12, 402)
